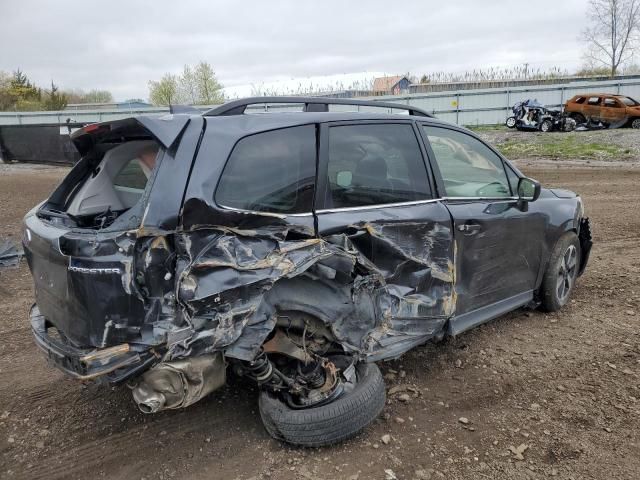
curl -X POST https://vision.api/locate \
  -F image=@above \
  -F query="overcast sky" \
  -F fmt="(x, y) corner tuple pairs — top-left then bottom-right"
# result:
(1, 0), (590, 101)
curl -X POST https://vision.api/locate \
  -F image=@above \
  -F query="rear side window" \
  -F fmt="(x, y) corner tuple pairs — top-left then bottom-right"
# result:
(572, 96), (585, 104)
(215, 125), (316, 214)
(423, 126), (511, 198)
(326, 123), (431, 208)
(114, 159), (148, 190)
(587, 96), (601, 105)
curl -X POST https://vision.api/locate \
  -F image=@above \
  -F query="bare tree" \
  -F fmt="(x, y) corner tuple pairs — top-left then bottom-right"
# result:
(148, 62), (224, 106)
(179, 65), (198, 105)
(583, 0), (640, 76)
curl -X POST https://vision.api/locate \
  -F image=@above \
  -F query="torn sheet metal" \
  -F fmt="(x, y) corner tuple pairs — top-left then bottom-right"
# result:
(0, 237), (23, 268)
(168, 215), (455, 363)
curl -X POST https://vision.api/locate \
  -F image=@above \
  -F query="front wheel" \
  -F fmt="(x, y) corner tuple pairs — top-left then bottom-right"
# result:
(506, 116), (517, 128)
(632, 118), (640, 129)
(539, 233), (581, 312)
(259, 362), (385, 447)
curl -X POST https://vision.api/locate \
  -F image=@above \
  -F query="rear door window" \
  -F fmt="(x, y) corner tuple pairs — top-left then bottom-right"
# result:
(587, 96), (601, 105)
(325, 123), (431, 208)
(603, 98), (621, 107)
(215, 125), (316, 214)
(422, 126), (511, 198)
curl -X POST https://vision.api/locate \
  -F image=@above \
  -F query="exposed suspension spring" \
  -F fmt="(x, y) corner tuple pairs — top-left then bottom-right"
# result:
(247, 351), (273, 383)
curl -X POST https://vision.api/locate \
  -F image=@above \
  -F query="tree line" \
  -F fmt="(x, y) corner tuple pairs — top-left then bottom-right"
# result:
(0, 69), (115, 111)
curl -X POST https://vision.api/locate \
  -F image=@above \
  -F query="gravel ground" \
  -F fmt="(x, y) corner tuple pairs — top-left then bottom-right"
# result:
(477, 127), (640, 169)
(1, 162), (639, 480)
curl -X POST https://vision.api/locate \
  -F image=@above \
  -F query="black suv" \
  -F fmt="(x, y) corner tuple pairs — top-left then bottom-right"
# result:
(23, 97), (592, 446)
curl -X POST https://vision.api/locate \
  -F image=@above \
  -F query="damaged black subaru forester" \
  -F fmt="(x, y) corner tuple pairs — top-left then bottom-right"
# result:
(23, 97), (592, 447)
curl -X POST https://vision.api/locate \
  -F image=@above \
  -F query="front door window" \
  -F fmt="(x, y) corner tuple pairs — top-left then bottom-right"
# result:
(422, 126), (511, 198)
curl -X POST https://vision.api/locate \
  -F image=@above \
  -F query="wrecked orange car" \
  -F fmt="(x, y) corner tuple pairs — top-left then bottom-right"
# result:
(564, 94), (640, 129)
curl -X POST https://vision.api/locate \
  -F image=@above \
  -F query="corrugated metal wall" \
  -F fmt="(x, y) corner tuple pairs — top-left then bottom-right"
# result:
(373, 77), (640, 126)
(1, 78), (639, 127)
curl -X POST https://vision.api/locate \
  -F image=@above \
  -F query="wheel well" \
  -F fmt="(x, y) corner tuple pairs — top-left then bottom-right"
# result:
(535, 229), (578, 294)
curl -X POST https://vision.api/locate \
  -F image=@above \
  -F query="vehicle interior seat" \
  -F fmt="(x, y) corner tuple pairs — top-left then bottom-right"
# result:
(66, 140), (156, 216)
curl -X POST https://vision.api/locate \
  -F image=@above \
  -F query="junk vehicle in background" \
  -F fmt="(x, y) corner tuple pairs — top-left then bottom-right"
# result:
(564, 94), (640, 129)
(22, 97), (592, 447)
(505, 99), (576, 132)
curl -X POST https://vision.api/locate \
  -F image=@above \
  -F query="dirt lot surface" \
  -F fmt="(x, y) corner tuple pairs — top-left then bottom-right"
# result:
(1, 160), (639, 480)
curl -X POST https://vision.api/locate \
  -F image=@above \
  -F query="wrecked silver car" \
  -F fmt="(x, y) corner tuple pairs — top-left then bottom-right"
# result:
(22, 97), (592, 446)
(505, 99), (576, 132)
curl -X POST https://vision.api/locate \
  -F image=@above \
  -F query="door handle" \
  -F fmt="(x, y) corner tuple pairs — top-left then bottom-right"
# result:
(457, 223), (482, 235)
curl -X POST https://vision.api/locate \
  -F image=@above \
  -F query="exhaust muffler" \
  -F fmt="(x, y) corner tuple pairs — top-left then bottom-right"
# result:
(131, 353), (225, 413)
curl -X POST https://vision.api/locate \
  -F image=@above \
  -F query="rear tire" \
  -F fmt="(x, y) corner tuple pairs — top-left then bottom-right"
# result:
(258, 363), (385, 447)
(540, 119), (553, 132)
(540, 232), (581, 312)
(506, 116), (517, 128)
(571, 113), (586, 124)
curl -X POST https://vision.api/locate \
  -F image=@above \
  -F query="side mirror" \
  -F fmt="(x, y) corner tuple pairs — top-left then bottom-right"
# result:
(517, 177), (541, 202)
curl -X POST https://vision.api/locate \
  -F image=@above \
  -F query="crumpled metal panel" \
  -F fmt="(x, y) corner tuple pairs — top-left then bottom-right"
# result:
(168, 216), (455, 363)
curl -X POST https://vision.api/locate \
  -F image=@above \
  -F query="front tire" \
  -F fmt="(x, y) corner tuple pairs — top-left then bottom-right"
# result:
(506, 116), (517, 128)
(540, 232), (581, 312)
(631, 118), (640, 129)
(258, 363), (385, 447)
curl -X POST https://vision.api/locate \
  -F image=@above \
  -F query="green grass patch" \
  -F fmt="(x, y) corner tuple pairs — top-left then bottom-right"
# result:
(495, 134), (633, 160)
(465, 124), (506, 132)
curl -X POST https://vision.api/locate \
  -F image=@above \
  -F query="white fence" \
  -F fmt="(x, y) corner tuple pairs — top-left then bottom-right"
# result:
(1, 77), (640, 127)
(373, 77), (640, 126)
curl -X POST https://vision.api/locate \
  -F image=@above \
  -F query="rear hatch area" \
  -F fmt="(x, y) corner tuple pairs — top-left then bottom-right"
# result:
(23, 118), (170, 352)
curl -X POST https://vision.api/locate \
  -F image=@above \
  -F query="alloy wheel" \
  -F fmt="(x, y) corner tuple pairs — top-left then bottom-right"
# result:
(556, 244), (577, 303)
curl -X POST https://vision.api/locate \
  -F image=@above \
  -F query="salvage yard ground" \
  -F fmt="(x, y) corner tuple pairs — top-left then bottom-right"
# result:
(475, 126), (640, 168)
(1, 130), (639, 479)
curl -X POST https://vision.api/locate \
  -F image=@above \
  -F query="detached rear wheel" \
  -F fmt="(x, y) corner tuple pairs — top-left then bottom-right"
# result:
(259, 362), (385, 447)
(540, 119), (553, 132)
(540, 232), (581, 312)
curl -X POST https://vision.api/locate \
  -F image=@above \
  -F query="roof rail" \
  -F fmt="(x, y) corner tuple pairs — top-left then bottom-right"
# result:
(203, 96), (433, 118)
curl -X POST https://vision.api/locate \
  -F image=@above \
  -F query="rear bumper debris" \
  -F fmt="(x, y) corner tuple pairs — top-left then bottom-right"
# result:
(29, 305), (155, 382)
(0, 237), (23, 268)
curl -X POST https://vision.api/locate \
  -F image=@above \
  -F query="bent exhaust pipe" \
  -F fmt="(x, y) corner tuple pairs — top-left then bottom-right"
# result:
(131, 353), (225, 413)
